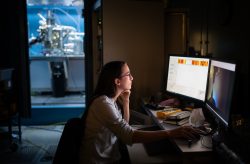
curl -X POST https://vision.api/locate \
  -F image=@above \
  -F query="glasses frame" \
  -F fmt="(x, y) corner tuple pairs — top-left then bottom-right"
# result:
(119, 72), (132, 79)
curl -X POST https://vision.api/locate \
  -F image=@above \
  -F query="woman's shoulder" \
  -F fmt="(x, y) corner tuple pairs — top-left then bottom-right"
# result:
(93, 95), (114, 105)
(90, 96), (116, 114)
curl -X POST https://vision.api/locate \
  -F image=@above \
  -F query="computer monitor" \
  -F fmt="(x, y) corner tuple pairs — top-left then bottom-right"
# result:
(205, 59), (236, 127)
(166, 55), (210, 103)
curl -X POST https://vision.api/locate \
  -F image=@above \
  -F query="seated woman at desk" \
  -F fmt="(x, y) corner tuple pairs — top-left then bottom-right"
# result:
(79, 61), (200, 164)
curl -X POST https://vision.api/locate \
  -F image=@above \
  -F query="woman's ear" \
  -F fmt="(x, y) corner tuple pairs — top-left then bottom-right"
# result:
(115, 78), (121, 86)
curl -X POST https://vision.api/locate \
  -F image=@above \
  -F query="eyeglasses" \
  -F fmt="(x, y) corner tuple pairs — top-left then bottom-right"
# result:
(119, 72), (133, 79)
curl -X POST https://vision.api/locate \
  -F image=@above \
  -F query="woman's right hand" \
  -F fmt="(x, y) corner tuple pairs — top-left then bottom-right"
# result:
(167, 126), (201, 140)
(119, 89), (131, 103)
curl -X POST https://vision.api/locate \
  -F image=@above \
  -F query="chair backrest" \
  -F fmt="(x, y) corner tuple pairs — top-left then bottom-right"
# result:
(53, 117), (83, 164)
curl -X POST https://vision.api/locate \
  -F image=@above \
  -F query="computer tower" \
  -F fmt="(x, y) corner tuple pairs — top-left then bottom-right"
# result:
(51, 62), (66, 97)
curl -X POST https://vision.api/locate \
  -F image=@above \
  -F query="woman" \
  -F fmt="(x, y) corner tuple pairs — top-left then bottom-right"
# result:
(79, 61), (200, 163)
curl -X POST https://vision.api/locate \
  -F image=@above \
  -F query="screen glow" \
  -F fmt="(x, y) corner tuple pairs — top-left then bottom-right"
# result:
(166, 56), (210, 101)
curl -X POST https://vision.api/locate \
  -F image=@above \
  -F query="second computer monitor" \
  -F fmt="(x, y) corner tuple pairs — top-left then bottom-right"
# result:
(166, 55), (210, 102)
(205, 59), (236, 127)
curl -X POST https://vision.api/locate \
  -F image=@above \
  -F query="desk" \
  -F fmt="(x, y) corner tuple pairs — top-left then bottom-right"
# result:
(127, 125), (182, 164)
(127, 143), (181, 164)
(143, 106), (214, 163)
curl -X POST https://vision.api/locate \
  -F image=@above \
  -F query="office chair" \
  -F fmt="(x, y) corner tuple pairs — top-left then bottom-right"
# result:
(53, 117), (83, 164)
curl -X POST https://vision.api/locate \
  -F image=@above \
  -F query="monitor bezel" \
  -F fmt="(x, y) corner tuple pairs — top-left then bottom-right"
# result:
(165, 54), (210, 106)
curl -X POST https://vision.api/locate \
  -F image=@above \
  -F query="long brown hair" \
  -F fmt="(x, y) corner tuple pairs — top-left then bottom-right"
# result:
(93, 61), (126, 98)
(81, 61), (126, 122)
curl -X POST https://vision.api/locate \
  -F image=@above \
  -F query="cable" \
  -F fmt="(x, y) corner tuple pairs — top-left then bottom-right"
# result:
(215, 142), (245, 164)
(53, 7), (80, 31)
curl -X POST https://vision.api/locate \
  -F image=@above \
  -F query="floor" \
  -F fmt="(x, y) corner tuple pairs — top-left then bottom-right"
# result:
(0, 92), (84, 163)
(0, 125), (64, 164)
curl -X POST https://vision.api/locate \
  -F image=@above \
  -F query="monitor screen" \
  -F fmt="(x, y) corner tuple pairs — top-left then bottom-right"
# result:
(166, 55), (210, 102)
(205, 59), (236, 127)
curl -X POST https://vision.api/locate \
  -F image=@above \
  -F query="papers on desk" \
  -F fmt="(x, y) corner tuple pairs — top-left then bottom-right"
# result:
(156, 108), (182, 119)
(162, 111), (191, 126)
(167, 111), (191, 119)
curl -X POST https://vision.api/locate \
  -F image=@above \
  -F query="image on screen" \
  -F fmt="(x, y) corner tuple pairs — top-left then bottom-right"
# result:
(166, 56), (210, 102)
(206, 59), (236, 126)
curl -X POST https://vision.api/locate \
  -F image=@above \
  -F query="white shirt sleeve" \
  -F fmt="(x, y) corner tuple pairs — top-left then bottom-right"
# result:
(91, 96), (134, 145)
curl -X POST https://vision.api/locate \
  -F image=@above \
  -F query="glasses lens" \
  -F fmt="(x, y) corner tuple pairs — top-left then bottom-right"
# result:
(120, 73), (131, 78)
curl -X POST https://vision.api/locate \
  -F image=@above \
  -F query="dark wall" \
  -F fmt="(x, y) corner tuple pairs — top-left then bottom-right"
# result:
(207, 0), (248, 118)
(169, 0), (248, 116)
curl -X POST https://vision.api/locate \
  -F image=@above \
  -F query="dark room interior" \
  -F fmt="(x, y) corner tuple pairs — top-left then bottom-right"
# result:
(0, 0), (249, 163)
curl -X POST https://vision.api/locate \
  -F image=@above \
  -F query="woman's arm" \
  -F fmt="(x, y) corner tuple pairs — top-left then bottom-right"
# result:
(118, 90), (131, 122)
(132, 126), (201, 143)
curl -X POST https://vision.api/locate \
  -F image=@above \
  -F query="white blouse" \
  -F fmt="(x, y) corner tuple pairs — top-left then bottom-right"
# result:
(79, 95), (134, 164)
